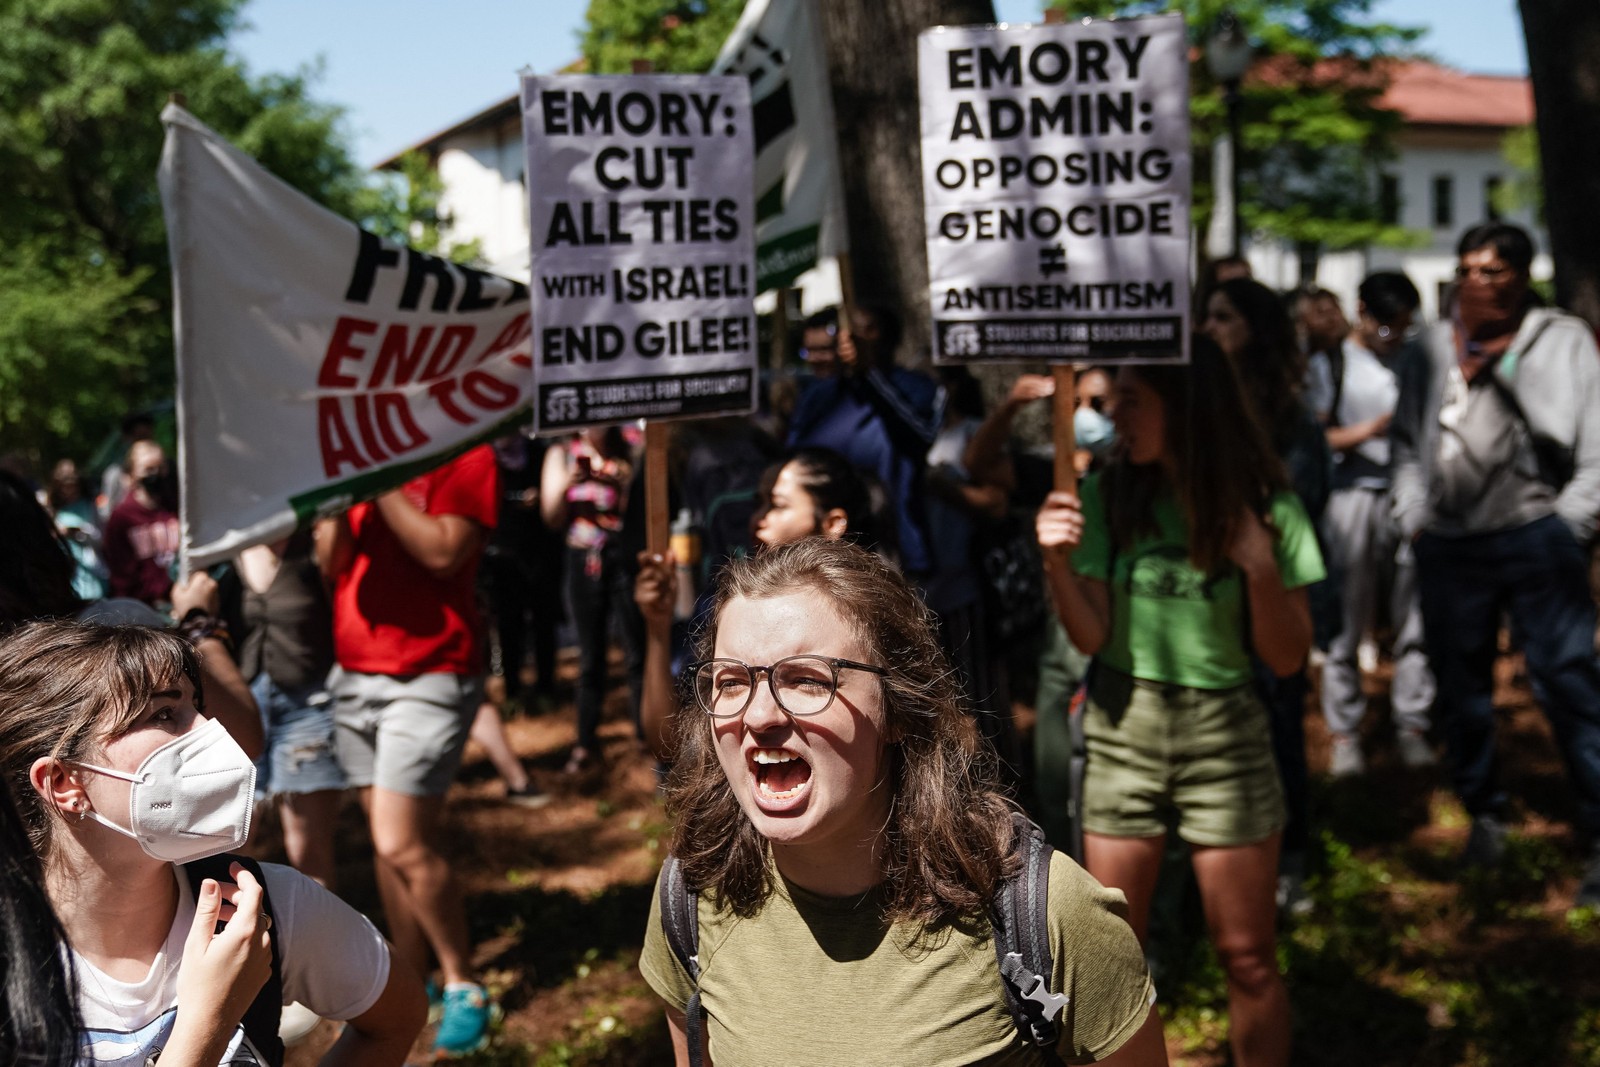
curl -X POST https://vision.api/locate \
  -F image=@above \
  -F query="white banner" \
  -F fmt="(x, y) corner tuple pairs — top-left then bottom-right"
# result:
(521, 74), (757, 432)
(159, 104), (534, 570)
(919, 15), (1191, 364)
(712, 0), (848, 292)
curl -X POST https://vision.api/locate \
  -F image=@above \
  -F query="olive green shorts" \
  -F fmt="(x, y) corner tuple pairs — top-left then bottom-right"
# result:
(1081, 668), (1286, 847)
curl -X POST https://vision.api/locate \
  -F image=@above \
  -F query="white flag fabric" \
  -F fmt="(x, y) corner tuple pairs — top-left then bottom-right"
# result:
(159, 104), (533, 570)
(712, 0), (847, 292)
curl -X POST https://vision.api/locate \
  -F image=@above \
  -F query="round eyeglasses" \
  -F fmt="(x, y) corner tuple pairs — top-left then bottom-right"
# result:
(687, 656), (889, 718)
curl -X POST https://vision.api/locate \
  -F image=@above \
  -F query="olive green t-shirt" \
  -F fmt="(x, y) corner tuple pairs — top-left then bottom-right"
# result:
(1070, 473), (1326, 690)
(639, 854), (1154, 1065)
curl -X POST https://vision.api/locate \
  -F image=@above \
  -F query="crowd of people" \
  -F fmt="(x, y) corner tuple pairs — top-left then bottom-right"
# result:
(3, 217), (1600, 1066)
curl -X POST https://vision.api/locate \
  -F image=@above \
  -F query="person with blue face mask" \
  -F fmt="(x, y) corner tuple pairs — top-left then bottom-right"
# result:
(0, 620), (426, 1067)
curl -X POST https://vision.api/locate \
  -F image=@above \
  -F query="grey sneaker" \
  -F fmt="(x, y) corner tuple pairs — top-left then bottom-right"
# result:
(1329, 733), (1365, 779)
(1396, 729), (1437, 769)
(1461, 814), (1508, 870)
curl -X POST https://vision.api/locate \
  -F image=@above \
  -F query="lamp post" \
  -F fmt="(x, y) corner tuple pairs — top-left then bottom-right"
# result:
(1204, 10), (1252, 260)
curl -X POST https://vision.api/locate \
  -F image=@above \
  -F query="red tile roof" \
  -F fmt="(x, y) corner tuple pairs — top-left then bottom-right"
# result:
(1246, 56), (1532, 129)
(1380, 60), (1533, 128)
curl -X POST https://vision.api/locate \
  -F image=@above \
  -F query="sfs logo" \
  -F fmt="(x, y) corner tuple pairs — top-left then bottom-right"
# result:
(544, 387), (580, 424)
(942, 323), (981, 358)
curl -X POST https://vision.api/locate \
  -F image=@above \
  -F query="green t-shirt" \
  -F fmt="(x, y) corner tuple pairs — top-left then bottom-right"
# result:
(640, 853), (1154, 1066)
(1071, 472), (1326, 690)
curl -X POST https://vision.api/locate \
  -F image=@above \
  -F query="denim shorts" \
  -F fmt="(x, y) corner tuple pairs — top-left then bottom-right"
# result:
(250, 673), (346, 797)
(330, 667), (478, 797)
(1082, 667), (1286, 847)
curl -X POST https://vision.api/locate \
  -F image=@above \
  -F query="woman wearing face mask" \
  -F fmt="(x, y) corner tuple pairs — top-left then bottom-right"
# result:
(641, 539), (1166, 1065)
(635, 448), (881, 759)
(0, 620), (425, 1067)
(1035, 337), (1325, 1067)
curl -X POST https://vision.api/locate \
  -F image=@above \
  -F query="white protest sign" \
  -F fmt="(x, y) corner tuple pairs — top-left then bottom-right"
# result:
(158, 104), (533, 570)
(919, 15), (1191, 364)
(521, 74), (757, 431)
(712, 0), (848, 292)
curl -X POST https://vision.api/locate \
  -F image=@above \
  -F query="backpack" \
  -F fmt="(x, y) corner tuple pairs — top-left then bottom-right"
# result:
(657, 813), (1067, 1066)
(182, 853), (284, 1067)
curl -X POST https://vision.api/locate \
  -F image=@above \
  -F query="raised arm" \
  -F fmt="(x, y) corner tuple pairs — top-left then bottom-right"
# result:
(635, 551), (678, 761)
(1036, 491), (1111, 657)
(373, 491), (484, 579)
(171, 573), (264, 760)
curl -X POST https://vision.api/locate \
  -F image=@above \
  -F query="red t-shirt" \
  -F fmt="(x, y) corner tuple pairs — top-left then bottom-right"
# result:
(332, 446), (499, 675)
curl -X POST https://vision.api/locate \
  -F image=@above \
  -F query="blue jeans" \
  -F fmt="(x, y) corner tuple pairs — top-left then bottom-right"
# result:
(1415, 515), (1600, 838)
(251, 674), (345, 797)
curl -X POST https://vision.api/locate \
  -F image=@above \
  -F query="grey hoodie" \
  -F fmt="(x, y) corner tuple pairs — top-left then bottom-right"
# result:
(1391, 306), (1600, 542)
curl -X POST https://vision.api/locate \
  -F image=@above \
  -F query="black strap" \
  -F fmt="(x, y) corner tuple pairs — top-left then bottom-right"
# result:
(992, 813), (1066, 1064)
(182, 854), (284, 1067)
(659, 854), (703, 1067)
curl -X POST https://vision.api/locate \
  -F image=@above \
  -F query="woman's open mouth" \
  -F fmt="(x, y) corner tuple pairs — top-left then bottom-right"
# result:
(752, 748), (812, 805)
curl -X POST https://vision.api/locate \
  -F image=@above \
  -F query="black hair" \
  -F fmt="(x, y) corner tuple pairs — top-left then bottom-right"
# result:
(936, 364), (987, 421)
(1214, 277), (1306, 451)
(0, 778), (80, 1067)
(801, 307), (839, 334)
(0, 471), (83, 630)
(852, 301), (904, 359)
(1358, 271), (1421, 323)
(1457, 221), (1534, 276)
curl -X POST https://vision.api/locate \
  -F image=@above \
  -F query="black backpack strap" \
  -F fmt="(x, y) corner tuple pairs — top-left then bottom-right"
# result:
(992, 813), (1067, 1064)
(183, 854), (284, 1067)
(658, 854), (705, 1067)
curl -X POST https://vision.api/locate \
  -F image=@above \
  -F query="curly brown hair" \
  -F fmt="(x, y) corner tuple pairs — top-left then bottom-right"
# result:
(665, 538), (1017, 929)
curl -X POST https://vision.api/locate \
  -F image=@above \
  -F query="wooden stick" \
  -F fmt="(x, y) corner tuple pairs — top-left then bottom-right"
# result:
(835, 249), (857, 335)
(628, 54), (670, 556)
(644, 421), (671, 558)
(1052, 365), (1078, 496)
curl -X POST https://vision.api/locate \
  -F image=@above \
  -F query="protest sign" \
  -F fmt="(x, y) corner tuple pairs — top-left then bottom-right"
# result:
(159, 103), (534, 570)
(521, 74), (757, 432)
(919, 14), (1191, 364)
(711, 0), (848, 292)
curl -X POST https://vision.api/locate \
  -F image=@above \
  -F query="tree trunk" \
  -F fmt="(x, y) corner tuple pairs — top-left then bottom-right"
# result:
(1520, 0), (1600, 330)
(819, 0), (996, 364)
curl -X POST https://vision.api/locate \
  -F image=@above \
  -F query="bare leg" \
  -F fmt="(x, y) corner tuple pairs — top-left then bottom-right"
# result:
(278, 789), (341, 890)
(1191, 834), (1292, 1067)
(360, 786), (476, 985)
(1083, 831), (1167, 944)
(468, 700), (528, 792)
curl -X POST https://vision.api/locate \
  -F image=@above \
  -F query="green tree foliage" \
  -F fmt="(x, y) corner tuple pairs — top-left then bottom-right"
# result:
(1047, 0), (1423, 256)
(580, 0), (744, 74)
(0, 0), (408, 467)
(367, 151), (485, 265)
(1494, 125), (1542, 221)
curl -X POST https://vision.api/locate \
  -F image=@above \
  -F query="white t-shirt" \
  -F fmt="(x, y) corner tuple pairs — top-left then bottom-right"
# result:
(73, 862), (390, 1066)
(1332, 337), (1400, 470)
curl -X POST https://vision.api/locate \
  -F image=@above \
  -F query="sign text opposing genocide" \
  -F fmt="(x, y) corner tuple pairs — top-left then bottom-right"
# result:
(919, 15), (1192, 363)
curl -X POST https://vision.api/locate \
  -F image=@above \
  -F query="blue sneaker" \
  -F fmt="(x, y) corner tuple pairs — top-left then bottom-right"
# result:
(424, 978), (443, 1026)
(433, 983), (495, 1058)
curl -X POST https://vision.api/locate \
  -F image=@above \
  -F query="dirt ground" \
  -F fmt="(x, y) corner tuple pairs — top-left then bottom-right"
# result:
(278, 645), (1600, 1067)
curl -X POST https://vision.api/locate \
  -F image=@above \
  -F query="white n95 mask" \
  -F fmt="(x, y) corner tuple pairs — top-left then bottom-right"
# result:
(75, 717), (256, 864)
